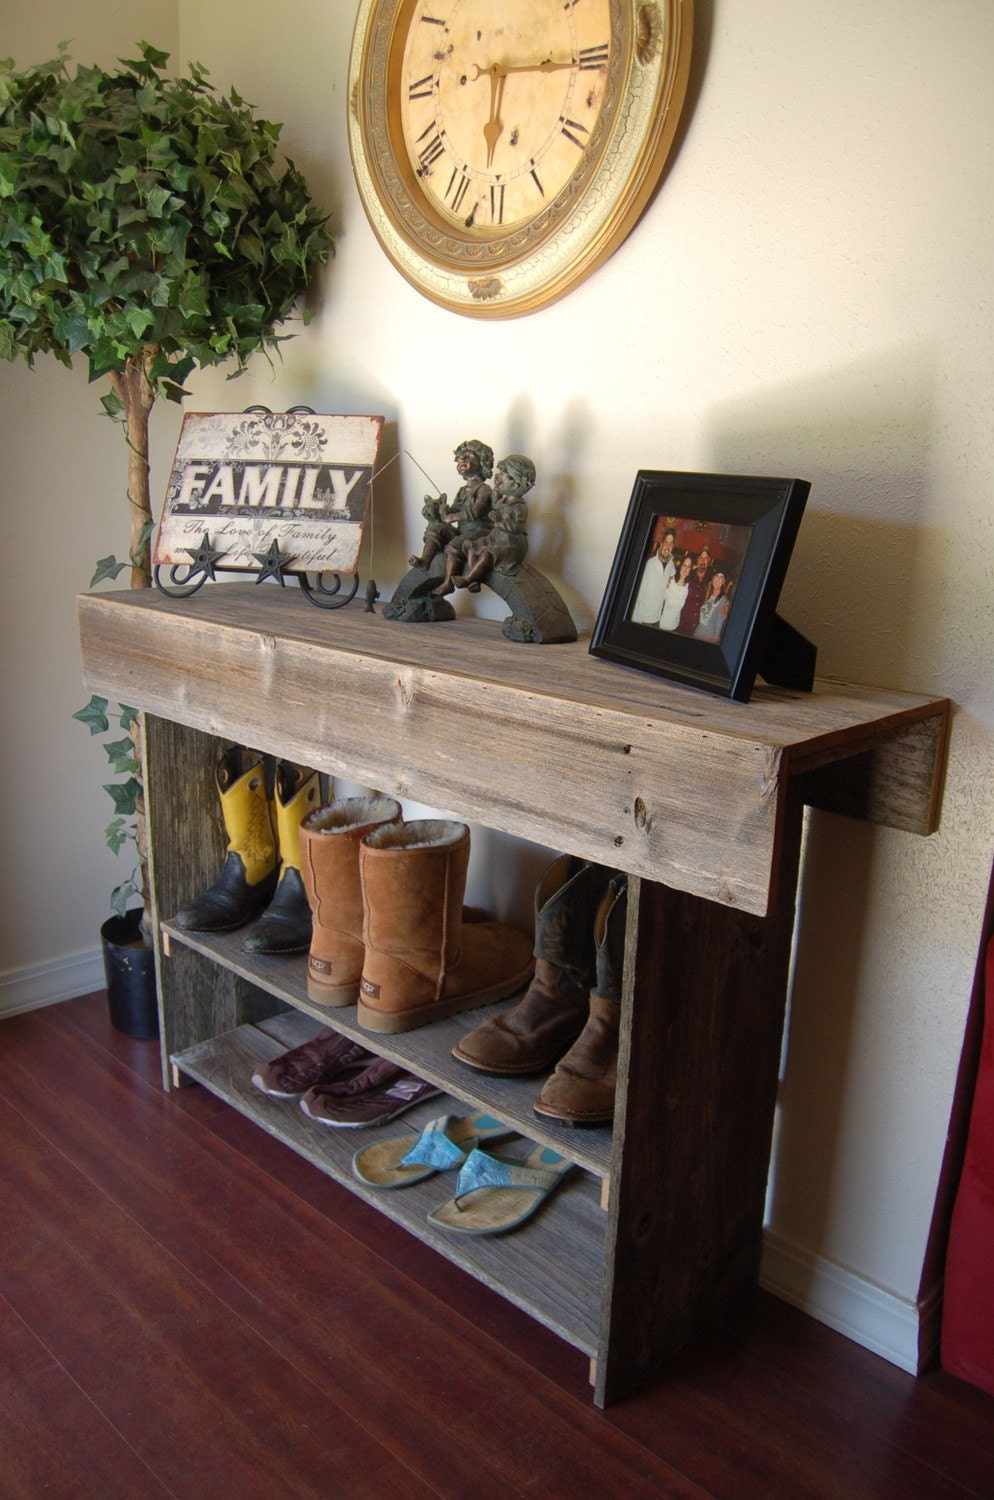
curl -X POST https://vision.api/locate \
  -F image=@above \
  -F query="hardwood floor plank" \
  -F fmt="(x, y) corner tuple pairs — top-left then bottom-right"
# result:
(59, 988), (166, 1084)
(0, 1096), (434, 1499)
(7, 994), (599, 1400)
(0, 1007), (702, 1498)
(4, 994), (993, 1500)
(265, 1266), (706, 1499)
(599, 1300), (985, 1500)
(739, 1293), (994, 1497)
(145, 1028), (994, 1497)
(0, 1293), (173, 1499)
(0, 1009), (380, 1308)
(2, 1000), (580, 1390)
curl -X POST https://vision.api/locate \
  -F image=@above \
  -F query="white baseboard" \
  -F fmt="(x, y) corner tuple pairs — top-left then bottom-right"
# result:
(0, 948), (105, 1019)
(761, 1228), (938, 1375)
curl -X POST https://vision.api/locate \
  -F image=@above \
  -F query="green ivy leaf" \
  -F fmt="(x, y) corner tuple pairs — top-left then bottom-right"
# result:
(110, 875), (141, 918)
(90, 554), (127, 586)
(0, 43), (331, 405)
(104, 776), (140, 816)
(104, 736), (140, 774)
(105, 817), (131, 855)
(72, 694), (110, 735)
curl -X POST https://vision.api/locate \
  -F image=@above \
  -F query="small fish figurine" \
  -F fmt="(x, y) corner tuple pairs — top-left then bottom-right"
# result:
(364, 578), (379, 614)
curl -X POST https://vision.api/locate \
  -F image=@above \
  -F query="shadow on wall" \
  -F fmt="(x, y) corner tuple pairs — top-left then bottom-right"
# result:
(766, 806), (877, 1254)
(708, 343), (937, 692)
(706, 345), (938, 1263)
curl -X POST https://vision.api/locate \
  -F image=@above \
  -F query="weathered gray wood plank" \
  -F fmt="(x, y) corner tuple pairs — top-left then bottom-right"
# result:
(597, 792), (806, 1405)
(794, 712), (949, 835)
(173, 1020), (606, 1354)
(145, 715), (287, 1086)
(79, 586), (949, 917)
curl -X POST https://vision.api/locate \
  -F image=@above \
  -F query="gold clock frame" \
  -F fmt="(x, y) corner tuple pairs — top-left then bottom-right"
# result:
(347, 0), (694, 318)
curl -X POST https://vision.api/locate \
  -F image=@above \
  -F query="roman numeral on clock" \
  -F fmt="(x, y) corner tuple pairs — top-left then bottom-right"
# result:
(579, 44), (609, 69)
(446, 167), (471, 212)
(408, 73), (434, 101)
(561, 117), (590, 149)
(417, 132), (446, 174)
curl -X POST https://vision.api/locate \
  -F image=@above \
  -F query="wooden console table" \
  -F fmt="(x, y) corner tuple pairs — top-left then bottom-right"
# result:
(77, 584), (949, 1406)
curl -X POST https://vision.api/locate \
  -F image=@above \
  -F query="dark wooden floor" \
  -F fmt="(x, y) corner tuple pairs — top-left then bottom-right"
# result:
(2, 992), (991, 1499)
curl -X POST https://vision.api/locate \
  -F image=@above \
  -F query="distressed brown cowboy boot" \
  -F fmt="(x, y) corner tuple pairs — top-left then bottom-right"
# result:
(534, 874), (628, 1124)
(173, 747), (277, 931)
(451, 854), (614, 1075)
(243, 761), (322, 954)
(356, 819), (534, 1034)
(298, 795), (402, 1005)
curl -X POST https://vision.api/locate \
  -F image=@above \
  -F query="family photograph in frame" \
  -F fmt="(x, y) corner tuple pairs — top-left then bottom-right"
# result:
(590, 470), (811, 702)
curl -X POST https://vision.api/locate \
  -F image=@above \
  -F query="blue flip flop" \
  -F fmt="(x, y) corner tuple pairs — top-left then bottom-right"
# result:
(351, 1111), (512, 1189)
(426, 1142), (573, 1235)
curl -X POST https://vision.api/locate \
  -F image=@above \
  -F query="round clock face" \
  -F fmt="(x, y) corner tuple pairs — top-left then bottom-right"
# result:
(348, 0), (693, 317)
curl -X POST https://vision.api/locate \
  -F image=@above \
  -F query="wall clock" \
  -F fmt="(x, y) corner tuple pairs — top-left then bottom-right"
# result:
(347, 0), (694, 317)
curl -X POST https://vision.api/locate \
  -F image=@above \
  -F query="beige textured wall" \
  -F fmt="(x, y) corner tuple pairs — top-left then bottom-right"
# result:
(0, 4), (181, 987)
(2, 0), (991, 1340)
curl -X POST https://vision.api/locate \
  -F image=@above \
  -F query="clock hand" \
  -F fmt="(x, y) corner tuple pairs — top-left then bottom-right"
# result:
(472, 59), (575, 167)
(474, 59), (576, 81)
(503, 58), (576, 76)
(483, 70), (506, 168)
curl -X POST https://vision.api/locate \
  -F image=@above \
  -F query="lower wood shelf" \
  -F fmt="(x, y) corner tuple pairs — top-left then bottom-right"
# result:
(161, 921), (614, 1181)
(172, 1009), (607, 1356)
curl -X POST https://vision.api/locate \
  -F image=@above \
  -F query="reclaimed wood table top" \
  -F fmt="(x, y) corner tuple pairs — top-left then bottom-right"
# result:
(78, 584), (949, 916)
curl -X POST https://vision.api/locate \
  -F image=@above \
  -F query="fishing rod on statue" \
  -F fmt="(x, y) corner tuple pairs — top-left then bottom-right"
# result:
(356, 448), (445, 616)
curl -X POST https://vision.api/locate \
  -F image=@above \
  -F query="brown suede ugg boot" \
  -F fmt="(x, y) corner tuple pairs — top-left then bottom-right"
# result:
(356, 819), (534, 1034)
(299, 795), (402, 1005)
(451, 853), (614, 1075)
(534, 874), (628, 1124)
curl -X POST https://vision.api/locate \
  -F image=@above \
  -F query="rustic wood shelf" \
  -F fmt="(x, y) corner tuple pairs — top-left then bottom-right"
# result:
(162, 922), (614, 1180)
(78, 583), (948, 917)
(78, 583), (950, 1407)
(172, 1011), (606, 1356)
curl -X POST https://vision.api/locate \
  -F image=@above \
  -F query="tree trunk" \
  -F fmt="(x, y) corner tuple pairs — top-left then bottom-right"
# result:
(128, 712), (153, 943)
(108, 344), (159, 590)
(107, 345), (159, 941)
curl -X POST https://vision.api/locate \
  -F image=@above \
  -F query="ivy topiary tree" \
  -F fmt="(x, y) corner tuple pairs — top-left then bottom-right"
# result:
(0, 39), (332, 587)
(0, 41), (332, 929)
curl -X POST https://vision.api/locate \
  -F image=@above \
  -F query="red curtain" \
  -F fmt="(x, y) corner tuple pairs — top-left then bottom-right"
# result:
(941, 932), (994, 1396)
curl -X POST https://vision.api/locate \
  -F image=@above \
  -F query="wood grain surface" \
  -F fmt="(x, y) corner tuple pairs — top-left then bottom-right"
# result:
(3, 993), (991, 1500)
(79, 585), (949, 916)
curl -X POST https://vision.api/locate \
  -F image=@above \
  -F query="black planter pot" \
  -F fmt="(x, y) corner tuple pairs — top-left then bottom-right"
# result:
(100, 909), (159, 1039)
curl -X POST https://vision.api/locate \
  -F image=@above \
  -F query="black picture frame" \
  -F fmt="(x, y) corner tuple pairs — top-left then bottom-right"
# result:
(589, 470), (811, 702)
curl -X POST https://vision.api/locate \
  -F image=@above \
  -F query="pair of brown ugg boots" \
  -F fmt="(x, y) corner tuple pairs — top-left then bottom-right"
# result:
(299, 796), (534, 1034)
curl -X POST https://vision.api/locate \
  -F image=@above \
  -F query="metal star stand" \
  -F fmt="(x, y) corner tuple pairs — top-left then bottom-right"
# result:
(155, 527), (361, 609)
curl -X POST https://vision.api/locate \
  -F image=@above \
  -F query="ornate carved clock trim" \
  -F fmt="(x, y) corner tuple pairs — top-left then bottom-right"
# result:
(348, 0), (693, 317)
